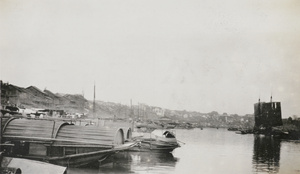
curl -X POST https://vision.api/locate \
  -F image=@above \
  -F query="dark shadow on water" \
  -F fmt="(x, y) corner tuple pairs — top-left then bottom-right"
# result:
(252, 135), (281, 173)
(68, 151), (179, 174)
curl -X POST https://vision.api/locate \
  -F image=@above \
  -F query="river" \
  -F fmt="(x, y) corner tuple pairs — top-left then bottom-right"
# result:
(68, 128), (300, 174)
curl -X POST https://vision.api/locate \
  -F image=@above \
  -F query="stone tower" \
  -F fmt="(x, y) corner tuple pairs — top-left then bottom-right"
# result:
(254, 97), (283, 128)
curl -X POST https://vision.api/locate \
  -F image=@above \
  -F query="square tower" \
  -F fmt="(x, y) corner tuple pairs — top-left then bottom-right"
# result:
(254, 101), (282, 128)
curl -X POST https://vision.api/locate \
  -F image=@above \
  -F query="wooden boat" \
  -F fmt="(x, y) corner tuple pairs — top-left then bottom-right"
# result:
(131, 129), (180, 152)
(0, 155), (66, 174)
(1, 118), (137, 167)
(0, 106), (21, 116)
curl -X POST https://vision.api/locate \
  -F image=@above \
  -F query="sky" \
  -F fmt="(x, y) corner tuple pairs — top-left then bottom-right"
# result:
(1, 0), (300, 117)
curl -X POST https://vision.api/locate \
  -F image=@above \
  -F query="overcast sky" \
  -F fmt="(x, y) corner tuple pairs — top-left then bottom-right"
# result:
(1, 0), (299, 117)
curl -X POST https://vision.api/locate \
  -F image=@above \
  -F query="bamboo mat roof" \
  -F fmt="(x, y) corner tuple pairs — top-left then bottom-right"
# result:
(2, 118), (126, 146)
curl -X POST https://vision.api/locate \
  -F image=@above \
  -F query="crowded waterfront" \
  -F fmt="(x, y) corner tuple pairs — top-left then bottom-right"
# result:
(1, 81), (300, 173)
(1, 115), (300, 173)
(2, 0), (300, 173)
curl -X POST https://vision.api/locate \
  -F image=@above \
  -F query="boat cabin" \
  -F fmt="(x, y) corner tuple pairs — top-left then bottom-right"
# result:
(1, 118), (127, 165)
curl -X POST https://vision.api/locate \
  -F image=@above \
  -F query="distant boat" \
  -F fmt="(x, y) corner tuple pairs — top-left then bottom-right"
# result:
(131, 129), (180, 152)
(228, 127), (239, 131)
(1, 118), (137, 167)
(0, 105), (21, 116)
(235, 129), (253, 135)
(235, 130), (247, 134)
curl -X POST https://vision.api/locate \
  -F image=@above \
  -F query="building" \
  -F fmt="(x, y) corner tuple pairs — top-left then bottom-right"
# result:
(153, 107), (165, 117)
(1, 81), (28, 106)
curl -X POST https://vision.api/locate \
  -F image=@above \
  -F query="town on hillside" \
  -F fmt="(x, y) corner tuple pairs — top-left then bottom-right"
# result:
(1, 80), (255, 129)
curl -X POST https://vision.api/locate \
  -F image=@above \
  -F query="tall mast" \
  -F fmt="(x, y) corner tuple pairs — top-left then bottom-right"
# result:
(130, 99), (133, 118)
(93, 82), (96, 118)
(270, 92), (272, 103)
(138, 102), (140, 120)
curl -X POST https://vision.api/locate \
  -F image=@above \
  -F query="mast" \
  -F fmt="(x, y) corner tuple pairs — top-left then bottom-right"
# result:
(138, 102), (140, 120)
(130, 99), (132, 112)
(93, 83), (96, 118)
(270, 94), (272, 102)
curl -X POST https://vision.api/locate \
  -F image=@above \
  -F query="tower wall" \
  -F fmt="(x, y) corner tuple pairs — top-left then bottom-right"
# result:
(254, 102), (282, 128)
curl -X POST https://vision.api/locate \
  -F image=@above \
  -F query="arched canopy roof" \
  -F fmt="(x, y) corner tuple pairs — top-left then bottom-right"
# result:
(3, 118), (68, 141)
(53, 124), (124, 146)
(2, 118), (125, 146)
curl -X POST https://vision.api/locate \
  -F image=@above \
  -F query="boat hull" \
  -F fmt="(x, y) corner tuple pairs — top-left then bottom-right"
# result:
(51, 142), (137, 167)
(48, 149), (115, 167)
(131, 130), (180, 152)
(129, 139), (180, 152)
(4, 142), (137, 168)
(130, 145), (178, 153)
(1, 157), (66, 174)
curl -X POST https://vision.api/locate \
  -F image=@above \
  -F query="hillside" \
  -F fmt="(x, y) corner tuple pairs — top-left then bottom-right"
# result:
(1, 81), (254, 127)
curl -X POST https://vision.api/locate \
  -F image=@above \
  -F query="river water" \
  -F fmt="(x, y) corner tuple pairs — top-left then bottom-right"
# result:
(68, 128), (300, 174)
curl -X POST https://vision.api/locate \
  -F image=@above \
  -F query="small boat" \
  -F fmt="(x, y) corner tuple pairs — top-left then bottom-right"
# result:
(0, 105), (21, 116)
(235, 129), (253, 135)
(227, 127), (239, 131)
(1, 118), (137, 167)
(136, 121), (163, 129)
(131, 129), (180, 152)
(235, 130), (247, 134)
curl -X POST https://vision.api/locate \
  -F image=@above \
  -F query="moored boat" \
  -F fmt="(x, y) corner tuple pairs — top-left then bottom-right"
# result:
(227, 127), (239, 131)
(1, 118), (136, 167)
(131, 129), (180, 152)
(235, 129), (254, 135)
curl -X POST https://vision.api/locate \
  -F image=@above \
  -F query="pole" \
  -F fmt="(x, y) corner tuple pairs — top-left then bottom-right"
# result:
(130, 99), (132, 118)
(93, 83), (96, 118)
(138, 102), (140, 120)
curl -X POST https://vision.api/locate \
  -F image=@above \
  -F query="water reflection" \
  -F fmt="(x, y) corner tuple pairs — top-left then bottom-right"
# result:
(68, 151), (178, 174)
(112, 152), (178, 174)
(252, 135), (281, 173)
(66, 129), (300, 174)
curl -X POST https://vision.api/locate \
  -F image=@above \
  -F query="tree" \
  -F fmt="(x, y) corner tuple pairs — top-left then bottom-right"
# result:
(288, 117), (293, 123)
(209, 111), (219, 116)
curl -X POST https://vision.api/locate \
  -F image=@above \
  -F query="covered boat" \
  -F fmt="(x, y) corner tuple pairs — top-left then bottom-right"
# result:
(132, 129), (180, 152)
(1, 118), (136, 167)
(0, 155), (67, 174)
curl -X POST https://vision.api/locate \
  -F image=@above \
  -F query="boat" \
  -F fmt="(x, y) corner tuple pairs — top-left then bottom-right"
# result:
(136, 121), (163, 130)
(0, 155), (67, 174)
(235, 129), (253, 135)
(227, 127), (239, 131)
(0, 105), (22, 116)
(131, 129), (180, 152)
(1, 118), (137, 167)
(235, 130), (247, 134)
